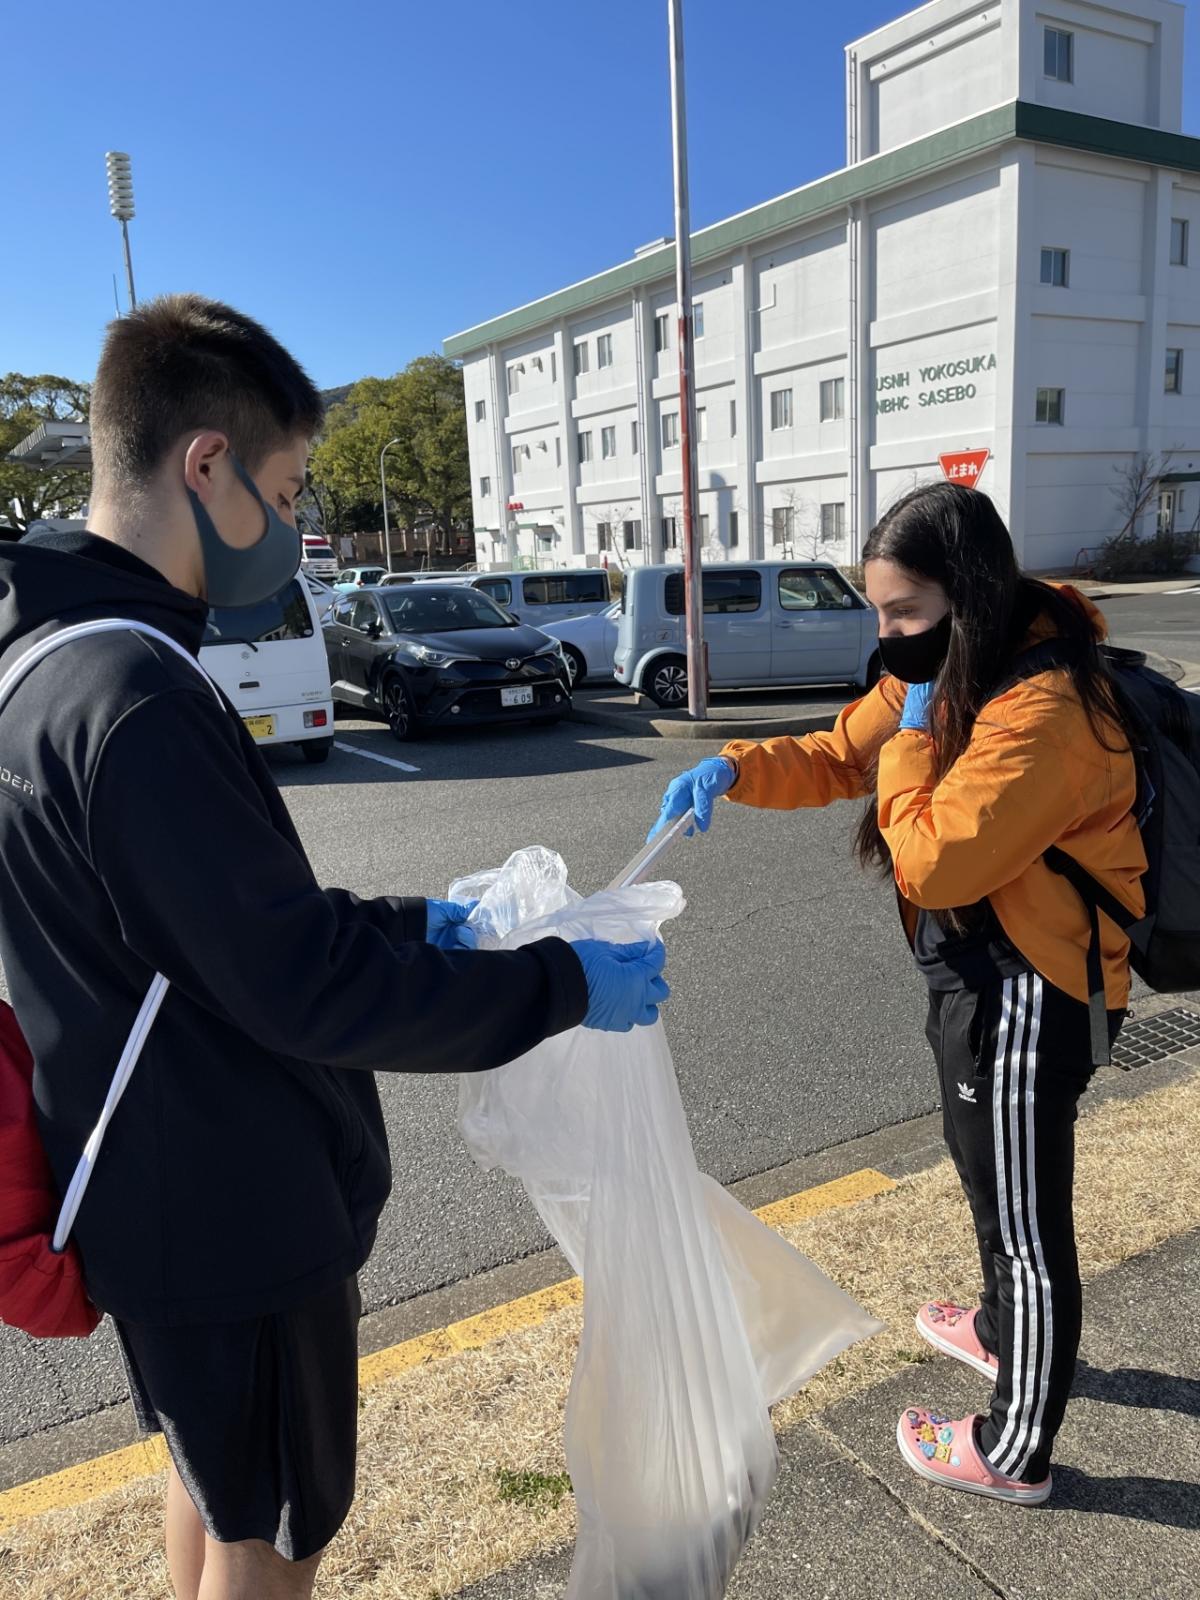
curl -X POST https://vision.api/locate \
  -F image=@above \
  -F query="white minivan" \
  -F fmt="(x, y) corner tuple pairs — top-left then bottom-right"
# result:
(419, 568), (612, 628)
(614, 562), (880, 707)
(201, 575), (335, 763)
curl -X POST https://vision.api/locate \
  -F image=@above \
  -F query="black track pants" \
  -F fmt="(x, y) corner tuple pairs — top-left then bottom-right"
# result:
(926, 970), (1123, 1483)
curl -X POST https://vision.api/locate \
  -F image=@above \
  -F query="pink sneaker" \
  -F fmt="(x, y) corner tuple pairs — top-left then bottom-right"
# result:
(896, 1409), (1051, 1504)
(915, 1301), (999, 1380)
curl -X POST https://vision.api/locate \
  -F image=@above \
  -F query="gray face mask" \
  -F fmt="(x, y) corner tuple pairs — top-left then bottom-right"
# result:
(187, 453), (301, 609)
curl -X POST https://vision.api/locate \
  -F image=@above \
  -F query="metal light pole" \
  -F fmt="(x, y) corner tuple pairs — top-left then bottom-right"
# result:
(105, 152), (137, 310)
(667, 0), (707, 719)
(380, 437), (402, 570)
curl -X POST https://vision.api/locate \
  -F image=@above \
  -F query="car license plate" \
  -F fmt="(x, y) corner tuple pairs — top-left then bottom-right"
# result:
(243, 715), (276, 740)
(501, 686), (533, 708)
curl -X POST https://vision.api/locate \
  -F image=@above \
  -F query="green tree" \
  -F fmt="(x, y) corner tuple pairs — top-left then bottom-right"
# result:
(0, 373), (91, 537)
(309, 356), (471, 552)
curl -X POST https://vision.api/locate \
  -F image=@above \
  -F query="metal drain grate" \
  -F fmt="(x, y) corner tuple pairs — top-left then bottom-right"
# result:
(1113, 1007), (1200, 1070)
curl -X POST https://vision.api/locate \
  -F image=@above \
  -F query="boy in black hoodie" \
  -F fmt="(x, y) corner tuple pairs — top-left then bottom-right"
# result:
(0, 296), (667, 1600)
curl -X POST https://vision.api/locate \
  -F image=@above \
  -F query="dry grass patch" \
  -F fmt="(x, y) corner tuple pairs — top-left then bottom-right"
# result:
(3, 1073), (1197, 1600)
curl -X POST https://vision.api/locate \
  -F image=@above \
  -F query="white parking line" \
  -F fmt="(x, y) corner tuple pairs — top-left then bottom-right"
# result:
(1164, 585), (1200, 595)
(333, 741), (421, 774)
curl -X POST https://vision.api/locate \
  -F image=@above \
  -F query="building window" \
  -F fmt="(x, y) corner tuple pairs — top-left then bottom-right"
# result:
(506, 365), (519, 395)
(655, 312), (670, 352)
(820, 502), (846, 543)
(729, 511), (739, 547)
(693, 302), (705, 339)
(510, 445), (522, 474)
(555, 436), (562, 467)
(601, 425), (617, 458)
(631, 420), (639, 454)
(662, 411), (679, 448)
(730, 399), (737, 437)
(696, 406), (707, 442)
(474, 399), (486, 422)
(1040, 247), (1070, 287)
(623, 519), (643, 551)
(1035, 387), (1065, 425)
(698, 514), (710, 542)
(479, 476), (491, 497)
(597, 333), (613, 368)
(577, 431), (593, 464)
(819, 377), (845, 422)
(1172, 218), (1189, 266)
(1166, 348), (1184, 393)
(573, 341), (589, 377)
(771, 505), (794, 545)
(662, 516), (679, 549)
(770, 388), (793, 430)
(1044, 27), (1072, 82)
(597, 522), (612, 552)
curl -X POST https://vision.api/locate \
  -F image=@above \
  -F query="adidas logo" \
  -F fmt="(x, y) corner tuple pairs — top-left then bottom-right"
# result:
(957, 1081), (977, 1104)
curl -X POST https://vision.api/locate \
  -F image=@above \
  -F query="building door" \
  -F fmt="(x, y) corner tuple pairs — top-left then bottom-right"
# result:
(1158, 489), (1178, 536)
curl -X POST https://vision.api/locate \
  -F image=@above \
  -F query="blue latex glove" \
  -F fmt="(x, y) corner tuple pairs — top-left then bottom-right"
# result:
(425, 898), (478, 950)
(898, 682), (934, 732)
(648, 756), (737, 841)
(571, 938), (670, 1032)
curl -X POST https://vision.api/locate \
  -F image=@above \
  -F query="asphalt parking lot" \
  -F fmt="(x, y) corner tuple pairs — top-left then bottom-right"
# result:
(1, 586), (1196, 1468)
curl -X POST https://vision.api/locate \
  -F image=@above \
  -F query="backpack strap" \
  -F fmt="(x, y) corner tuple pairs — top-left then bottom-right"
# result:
(986, 637), (1138, 1069)
(0, 619), (222, 1252)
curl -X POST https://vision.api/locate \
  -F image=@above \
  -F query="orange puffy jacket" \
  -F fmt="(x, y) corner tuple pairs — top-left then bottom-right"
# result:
(721, 590), (1145, 1008)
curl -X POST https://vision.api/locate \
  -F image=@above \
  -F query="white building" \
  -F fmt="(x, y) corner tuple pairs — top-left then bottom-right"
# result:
(445, 0), (1200, 574)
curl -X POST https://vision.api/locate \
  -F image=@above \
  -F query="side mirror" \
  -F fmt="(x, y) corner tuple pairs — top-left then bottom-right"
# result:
(841, 593), (855, 608)
(367, 619), (383, 639)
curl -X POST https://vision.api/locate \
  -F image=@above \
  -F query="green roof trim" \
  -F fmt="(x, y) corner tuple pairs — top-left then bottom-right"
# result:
(1013, 102), (1200, 173)
(444, 102), (1200, 359)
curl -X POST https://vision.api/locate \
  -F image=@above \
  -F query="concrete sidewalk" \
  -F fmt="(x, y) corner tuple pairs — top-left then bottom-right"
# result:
(459, 1228), (1200, 1600)
(570, 684), (856, 741)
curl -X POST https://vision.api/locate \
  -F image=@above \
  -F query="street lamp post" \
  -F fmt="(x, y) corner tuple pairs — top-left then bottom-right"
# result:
(105, 152), (137, 311)
(380, 437), (403, 571)
(667, 0), (707, 720)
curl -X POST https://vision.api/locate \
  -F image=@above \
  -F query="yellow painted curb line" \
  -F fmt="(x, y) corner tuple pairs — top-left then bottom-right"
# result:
(0, 1167), (896, 1530)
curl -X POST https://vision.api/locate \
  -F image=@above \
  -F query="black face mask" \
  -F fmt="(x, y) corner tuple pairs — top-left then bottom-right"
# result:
(877, 612), (952, 685)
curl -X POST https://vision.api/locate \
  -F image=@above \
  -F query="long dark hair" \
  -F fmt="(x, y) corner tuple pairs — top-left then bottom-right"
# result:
(853, 483), (1140, 916)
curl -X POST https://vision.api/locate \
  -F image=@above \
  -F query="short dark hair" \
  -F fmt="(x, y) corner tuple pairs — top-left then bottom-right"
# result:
(90, 293), (323, 487)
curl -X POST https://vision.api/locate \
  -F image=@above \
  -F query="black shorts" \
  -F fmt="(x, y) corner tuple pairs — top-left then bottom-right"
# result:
(114, 1275), (361, 1561)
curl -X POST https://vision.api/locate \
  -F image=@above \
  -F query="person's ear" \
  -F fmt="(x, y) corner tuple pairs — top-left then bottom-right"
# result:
(183, 432), (230, 503)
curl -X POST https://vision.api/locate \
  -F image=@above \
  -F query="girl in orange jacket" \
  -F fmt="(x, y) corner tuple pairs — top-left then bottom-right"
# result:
(652, 483), (1146, 1505)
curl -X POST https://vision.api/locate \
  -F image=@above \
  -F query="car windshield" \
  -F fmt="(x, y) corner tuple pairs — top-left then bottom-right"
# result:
(204, 579), (312, 645)
(384, 588), (514, 632)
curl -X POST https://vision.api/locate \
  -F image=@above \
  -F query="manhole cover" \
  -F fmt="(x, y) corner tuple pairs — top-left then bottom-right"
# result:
(1113, 1006), (1200, 1070)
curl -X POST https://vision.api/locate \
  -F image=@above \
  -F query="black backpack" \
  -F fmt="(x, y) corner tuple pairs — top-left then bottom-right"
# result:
(990, 641), (1200, 1066)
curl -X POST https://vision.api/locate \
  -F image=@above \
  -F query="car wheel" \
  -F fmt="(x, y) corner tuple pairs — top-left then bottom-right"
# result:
(560, 643), (586, 687)
(855, 650), (882, 692)
(300, 737), (333, 764)
(381, 675), (417, 742)
(645, 654), (689, 709)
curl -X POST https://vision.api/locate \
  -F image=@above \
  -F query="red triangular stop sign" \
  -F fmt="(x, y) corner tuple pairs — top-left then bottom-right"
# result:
(938, 449), (990, 487)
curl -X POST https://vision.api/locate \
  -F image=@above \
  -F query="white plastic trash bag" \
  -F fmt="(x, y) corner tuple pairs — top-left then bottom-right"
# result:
(451, 847), (882, 1600)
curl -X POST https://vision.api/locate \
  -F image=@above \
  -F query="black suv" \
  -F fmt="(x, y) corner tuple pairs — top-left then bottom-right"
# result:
(323, 584), (571, 740)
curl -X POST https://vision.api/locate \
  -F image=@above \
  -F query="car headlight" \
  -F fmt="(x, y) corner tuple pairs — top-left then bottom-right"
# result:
(535, 640), (566, 660)
(394, 641), (479, 667)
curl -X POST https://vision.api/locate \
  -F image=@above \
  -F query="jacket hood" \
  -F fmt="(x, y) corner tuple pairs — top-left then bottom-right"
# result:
(1026, 581), (1109, 646)
(0, 529), (208, 662)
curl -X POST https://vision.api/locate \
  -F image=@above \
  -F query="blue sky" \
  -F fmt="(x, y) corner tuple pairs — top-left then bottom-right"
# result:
(5, 0), (1200, 393)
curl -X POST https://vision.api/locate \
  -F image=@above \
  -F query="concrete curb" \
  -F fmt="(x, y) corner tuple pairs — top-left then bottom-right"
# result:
(569, 703), (843, 741)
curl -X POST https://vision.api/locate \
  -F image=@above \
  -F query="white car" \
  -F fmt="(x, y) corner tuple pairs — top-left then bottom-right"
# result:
(303, 573), (338, 621)
(541, 602), (620, 686)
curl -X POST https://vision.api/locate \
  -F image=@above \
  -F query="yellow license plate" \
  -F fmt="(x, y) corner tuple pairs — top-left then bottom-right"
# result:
(242, 715), (276, 740)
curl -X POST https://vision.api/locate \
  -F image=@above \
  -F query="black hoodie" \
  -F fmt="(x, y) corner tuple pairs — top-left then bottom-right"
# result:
(0, 530), (587, 1326)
